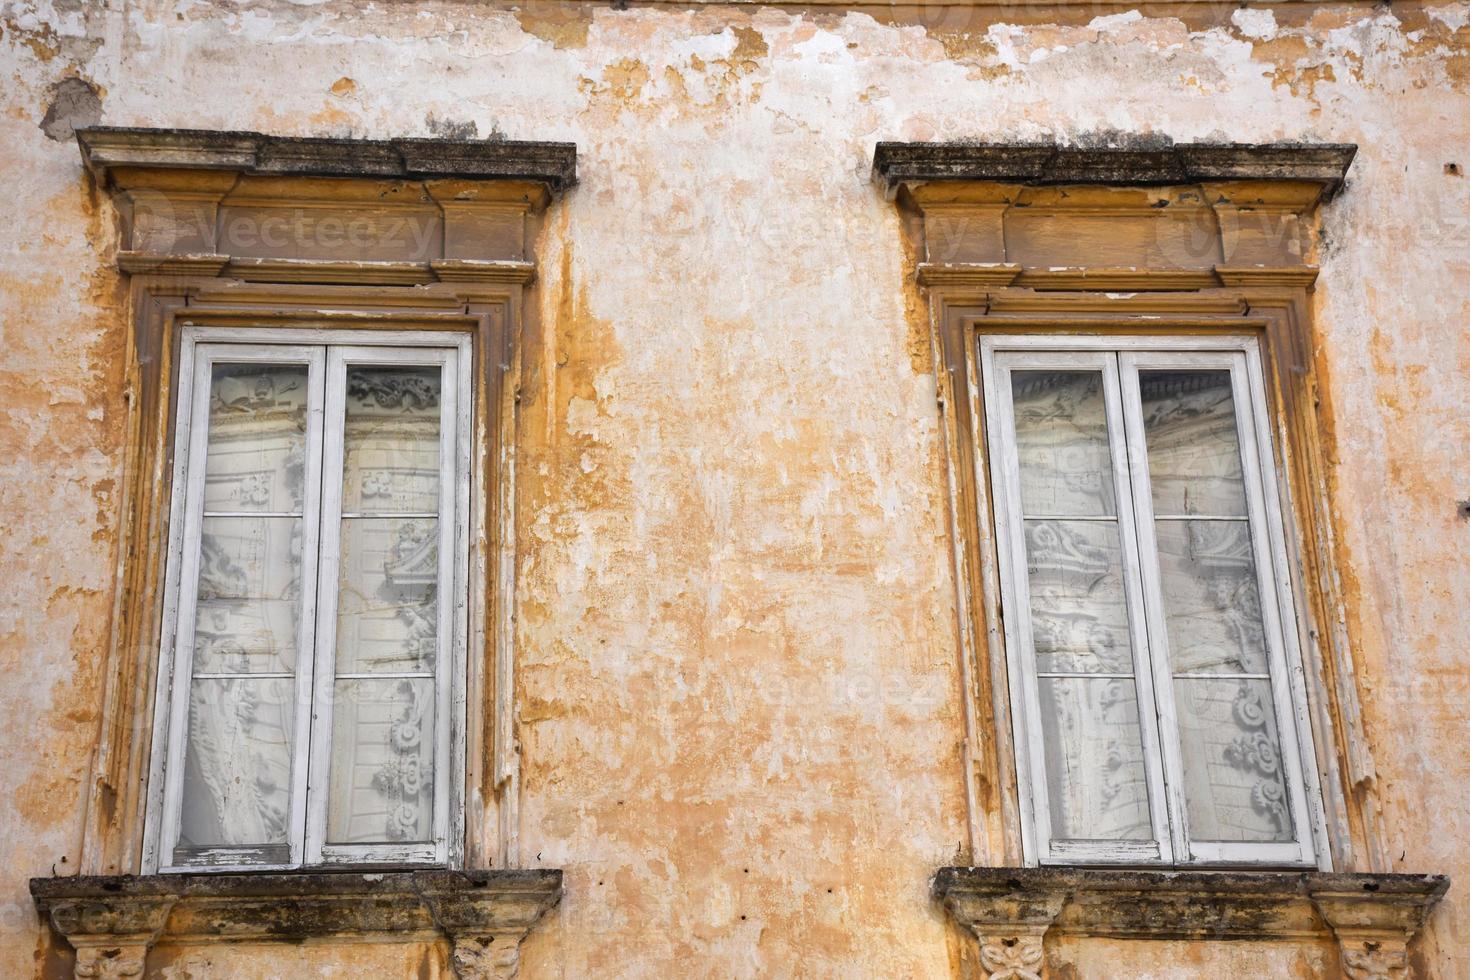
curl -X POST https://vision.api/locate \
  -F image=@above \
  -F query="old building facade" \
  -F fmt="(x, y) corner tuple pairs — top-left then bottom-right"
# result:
(2, 0), (1468, 976)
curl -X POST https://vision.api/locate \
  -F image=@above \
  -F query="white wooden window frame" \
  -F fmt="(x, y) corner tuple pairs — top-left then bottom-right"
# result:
(142, 326), (472, 874)
(979, 333), (1328, 869)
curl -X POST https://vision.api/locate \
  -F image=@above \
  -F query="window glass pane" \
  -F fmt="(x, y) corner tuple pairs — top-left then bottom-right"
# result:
(202, 363), (309, 513)
(178, 677), (294, 850)
(1154, 520), (1269, 674)
(193, 516), (302, 673)
(325, 362), (446, 850)
(1038, 676), (1152, 840)
(1139, 370), (1248, 517)
(327, 677), (436, 844)
(335, 517), (438, 674)
(1008, 367), (1156, 843)
(1011, 370), (1117, 517)
(1173, 678), (1295, 842)
(341, 365), (441, 514)
(1138, 368), (1295, 846)
(1025, 519), (1134, 674)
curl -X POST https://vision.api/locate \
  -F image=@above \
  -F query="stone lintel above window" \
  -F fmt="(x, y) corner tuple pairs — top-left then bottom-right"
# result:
(31, 869), (562, 980)
(872, 139), (1357, 284)
(75, 126), (577, 285)
(934, 866), (1447, 980)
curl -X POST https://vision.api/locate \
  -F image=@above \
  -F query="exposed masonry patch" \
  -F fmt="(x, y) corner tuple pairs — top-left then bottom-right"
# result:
(39, 78), (101, 143)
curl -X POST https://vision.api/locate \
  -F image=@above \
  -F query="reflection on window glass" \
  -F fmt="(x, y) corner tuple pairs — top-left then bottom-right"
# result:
(166, 346), (462, 870)
(1012, 369), (1155, 842)
(994, 351), (1310, 863)
(203, 364), (308, 513)
(1140, 369), (1291, 844)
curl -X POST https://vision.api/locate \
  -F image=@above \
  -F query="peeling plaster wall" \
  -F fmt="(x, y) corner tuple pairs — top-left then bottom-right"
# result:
(2, 0), (1469, 976)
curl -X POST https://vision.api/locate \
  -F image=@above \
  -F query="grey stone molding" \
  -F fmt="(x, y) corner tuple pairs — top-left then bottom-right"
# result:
(31, 869), (562, 980)
(935, 866), (1447, 980)
(77, 126), (577, 192)
(872, 140), (1356, 199)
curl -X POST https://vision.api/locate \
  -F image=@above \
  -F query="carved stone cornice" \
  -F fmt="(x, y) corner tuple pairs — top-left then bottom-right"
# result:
(78, 127), (576, 192)
(916, 262), (1022, 290)
(431, 259), (538, 286)
(32, 869), (562, 980)
(114, 251), (231, 277)
(1215, 265), (1321, 289)
(1014, 267), (1222, 291)
(76, 127), (573, 283)
(878, 140), (1352, 278)
(934, 867), (1447, 979)
(918, 265), (1320, 293)
(223, 257), (437, 285)
(873, 141), (1355, 201)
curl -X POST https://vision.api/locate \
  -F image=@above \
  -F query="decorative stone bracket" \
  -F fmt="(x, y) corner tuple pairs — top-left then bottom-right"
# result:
(934, 867), (1447, 980)
(31, 869), (562, 979)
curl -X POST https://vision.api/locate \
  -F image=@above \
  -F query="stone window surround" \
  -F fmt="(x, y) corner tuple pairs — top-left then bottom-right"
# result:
(30, 869), (562, 980)
(879, 140), (1451, 973)
(36, 128), (575, 978)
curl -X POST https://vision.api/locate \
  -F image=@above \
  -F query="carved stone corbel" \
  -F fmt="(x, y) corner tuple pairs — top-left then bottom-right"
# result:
(1312, 879), (1446, 980)
(974, 932), (1047, 980)
(41, 892), (176, 978)
(447, 932), (528, 980)
(938, 877), (1064, 980)
(413, 870), (563, 980)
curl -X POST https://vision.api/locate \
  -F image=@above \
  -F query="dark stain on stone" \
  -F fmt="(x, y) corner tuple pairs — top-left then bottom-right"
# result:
(40, 77), (102, 142)
(425, 112), (479, 141)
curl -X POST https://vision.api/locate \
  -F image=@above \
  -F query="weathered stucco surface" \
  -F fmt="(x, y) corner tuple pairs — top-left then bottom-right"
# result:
(2, 0), (1468, 976)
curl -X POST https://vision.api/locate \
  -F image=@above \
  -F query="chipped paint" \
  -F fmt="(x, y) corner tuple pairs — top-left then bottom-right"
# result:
(1, 0), (1468, 976)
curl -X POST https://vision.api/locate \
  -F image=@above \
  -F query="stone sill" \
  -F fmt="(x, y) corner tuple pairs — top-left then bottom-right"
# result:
(31, 869), (562, 979)
(935, 866), (1447, 979)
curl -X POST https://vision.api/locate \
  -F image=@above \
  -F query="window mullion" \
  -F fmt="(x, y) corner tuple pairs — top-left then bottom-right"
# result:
(287, 349), (329, 869)
(1118, 352), (1203, 864)
(1105, 352), (1181, 865)
(303, 348), (350, 866)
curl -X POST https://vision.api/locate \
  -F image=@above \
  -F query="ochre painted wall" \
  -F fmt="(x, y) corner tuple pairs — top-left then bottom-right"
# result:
(1, 1), (1468, 975)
